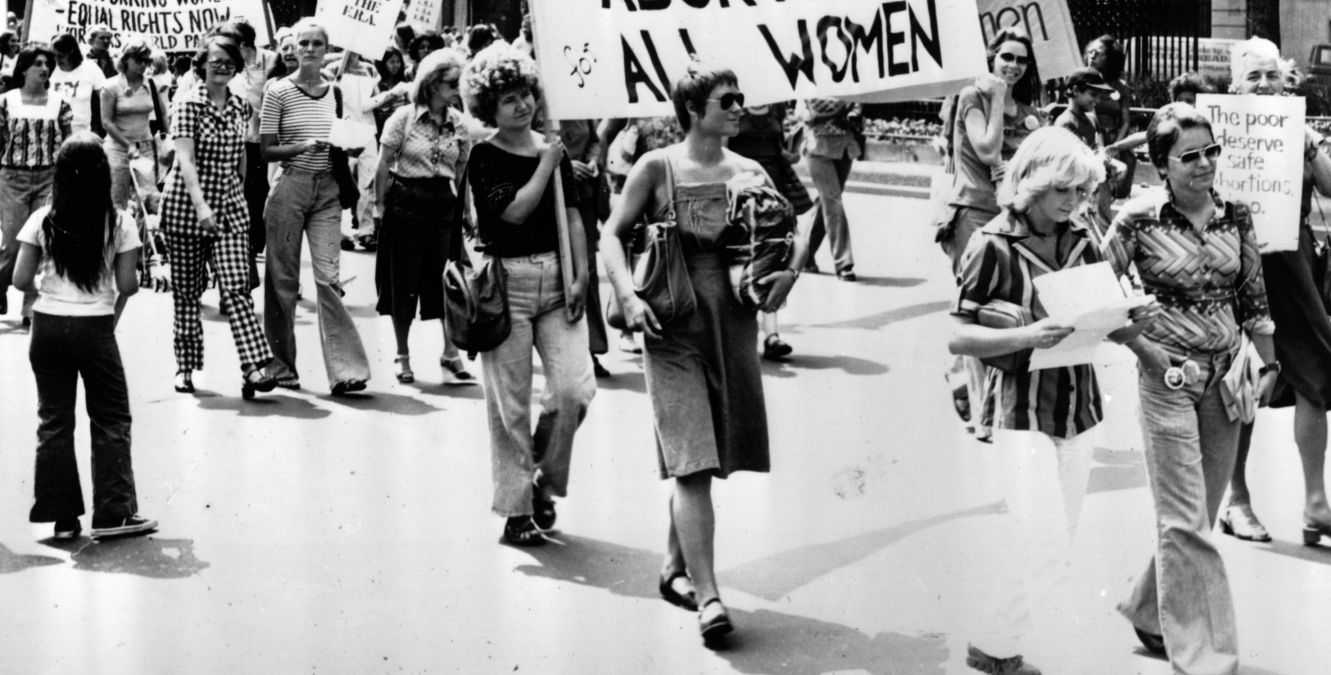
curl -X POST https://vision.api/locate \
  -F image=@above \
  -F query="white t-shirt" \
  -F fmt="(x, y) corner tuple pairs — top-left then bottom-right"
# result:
(18, 206), (140, 316)
(50, 61), (107, 134)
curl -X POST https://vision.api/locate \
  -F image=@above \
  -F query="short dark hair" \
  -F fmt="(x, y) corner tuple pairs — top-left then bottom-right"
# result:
(461, 45), (541, 127)
(409, 32), (445, 62)
(1169, 72), (1213, 100)
(51, 33), (84, 67)
(12, 45), (56, 90)
(987, 29), (1040, 105)
(1146, 102), (1214, 175)
(670, 61), (739, 132)
(191, 36), (244, 80)
(212, 18), (257, 49)
(467, 24), (497, 55)
(1086, 34), (1126, 82)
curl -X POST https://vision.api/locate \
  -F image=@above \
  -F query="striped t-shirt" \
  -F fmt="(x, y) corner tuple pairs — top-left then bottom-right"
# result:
(260, 77), (335, 173)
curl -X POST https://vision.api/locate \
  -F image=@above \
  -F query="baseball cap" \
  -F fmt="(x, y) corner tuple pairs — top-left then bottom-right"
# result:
(1068, 67), (1120, 99)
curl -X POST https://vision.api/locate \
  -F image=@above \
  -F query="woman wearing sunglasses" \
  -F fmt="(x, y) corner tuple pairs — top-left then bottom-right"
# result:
(937, 28), (1044, 442)
(1220, 37), (1331, 552)
(1105, 102), (1277, 674)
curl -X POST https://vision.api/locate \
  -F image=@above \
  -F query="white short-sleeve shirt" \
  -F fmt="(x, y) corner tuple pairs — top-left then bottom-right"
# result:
(18, 206), (140, 316)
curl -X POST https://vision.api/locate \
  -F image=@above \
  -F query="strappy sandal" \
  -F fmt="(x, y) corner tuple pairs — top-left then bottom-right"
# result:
(174, 369), (194, 393)
(1219, 503), (1271, 542)
(241, 366), (277, 400)
(658, 570), (698, 611)
(394, 355), (415, 384)
(698, 598), (733, 644)
(502, 516), (546, 547)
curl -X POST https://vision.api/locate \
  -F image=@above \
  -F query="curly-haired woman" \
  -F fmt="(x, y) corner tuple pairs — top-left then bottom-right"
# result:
(461, 45), (595, 547)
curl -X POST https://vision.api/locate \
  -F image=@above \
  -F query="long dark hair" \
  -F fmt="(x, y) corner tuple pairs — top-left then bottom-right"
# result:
(377, 46), (408, 86)
(42, 133), (117, 293)
(986, 29), (1040, 105)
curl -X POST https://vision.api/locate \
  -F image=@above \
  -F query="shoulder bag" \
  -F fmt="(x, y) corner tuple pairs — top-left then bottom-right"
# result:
(329, 84), (359, 211)
(443, 163), (510, 356)
(976, 299), (1034, 372)
(605, 158), (696, 329)
(146, 77), (175, 183)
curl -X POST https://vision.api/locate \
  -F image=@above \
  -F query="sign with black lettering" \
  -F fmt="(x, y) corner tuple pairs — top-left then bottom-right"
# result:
(27, 0), (270, 52)
(405, 0), (441, 36)
(1197, 93), (1305, 252)
(317, 0), (404, 58)
(976, 0), (1080, 80)
(531, 0), (988, 119)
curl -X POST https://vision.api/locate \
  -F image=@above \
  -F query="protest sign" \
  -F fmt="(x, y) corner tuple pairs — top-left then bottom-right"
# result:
(1196, 93), (1305, 252)
(1125, 37), (1239, 83)
(975, 0), (1081, 81)
(316, 0), (404, 59)
(405, 0), (440, 36)
(530, 0), (989, 120)
(26, 0), (270, 51)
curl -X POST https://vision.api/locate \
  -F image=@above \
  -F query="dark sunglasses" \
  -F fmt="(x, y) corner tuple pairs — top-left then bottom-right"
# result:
(1172, 143), (1223, 164)
(709, 92), (745, 110)
(997, 52), (1030, 66)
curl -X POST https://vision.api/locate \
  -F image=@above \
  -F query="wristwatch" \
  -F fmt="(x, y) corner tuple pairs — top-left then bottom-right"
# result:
(786, 268), (801, 280)
(1306, 140), (1322, 163)
(1259, 361), (1282, 376)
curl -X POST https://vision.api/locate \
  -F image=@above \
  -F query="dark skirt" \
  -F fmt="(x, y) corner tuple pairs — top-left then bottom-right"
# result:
(643, 253), (769, 478)
(1262, 224), (1331, 408)
(375, 175), (457, 322)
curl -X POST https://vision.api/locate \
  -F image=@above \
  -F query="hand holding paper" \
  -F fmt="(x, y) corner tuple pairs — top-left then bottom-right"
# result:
(329, 118), (377, 150)
(1028, 262), (1156, 371)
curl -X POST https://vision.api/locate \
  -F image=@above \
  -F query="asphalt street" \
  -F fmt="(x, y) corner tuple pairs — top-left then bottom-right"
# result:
(1, 189), (1328, 674)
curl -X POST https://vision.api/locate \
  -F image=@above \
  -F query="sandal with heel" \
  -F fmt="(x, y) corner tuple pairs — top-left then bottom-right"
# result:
(658, 570), (698, 611)
(241, 366), (277, 400)
(174, 369), (194, 393)
(394, 355), (415, 384)
(1219, 503), (1271, 542)
(502, 516), (547, 547)
(698, 598), (734, 644)
(1303, 520), (1331, 546)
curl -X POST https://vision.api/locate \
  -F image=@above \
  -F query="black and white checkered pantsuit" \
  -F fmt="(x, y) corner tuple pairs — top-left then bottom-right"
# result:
(160, 87), (272, 374)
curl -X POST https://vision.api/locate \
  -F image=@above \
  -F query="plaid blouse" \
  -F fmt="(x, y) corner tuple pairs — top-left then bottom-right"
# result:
(0, 90), (73, 169)
(1102, 186), (1274, 354)
(954, 211), (1104, 439)
(378, 104), (469, 180)
(160, 86), (251, 237)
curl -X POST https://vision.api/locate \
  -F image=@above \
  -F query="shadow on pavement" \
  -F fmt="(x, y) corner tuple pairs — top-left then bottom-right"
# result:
(1258, 538), (1331, 566)
(815, 300), (951, 331)
(43, 536), (209, 578)
(0, 542), (64, 574)
(513, 534), (949, 674)
(719, 502), (1005, 601)
(595, 370), (646, 393)
(710, 609), (947, 675)
(403, 381), (486, 400)
(761, 353), (889, 378)
(848, 276), (927, 289)
(194, 392), (333, 419)
(319, 391), (442, 415)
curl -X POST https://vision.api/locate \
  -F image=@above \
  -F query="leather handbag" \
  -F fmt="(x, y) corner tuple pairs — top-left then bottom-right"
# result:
(330, 85), (359, 211)
(976, 299), (1034, 372)
(443, 165), (509, 355)
(606, 160), (695, 329)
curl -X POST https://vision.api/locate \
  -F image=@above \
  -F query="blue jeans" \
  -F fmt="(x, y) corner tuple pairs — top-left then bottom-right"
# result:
(806, 152), (855, 274)
(1119, 346), (1240, 675)
(0, 167), (54, 317)
(28, 313), (139, 522)
(263, 168), (370, 385)
(480, 252), (596, 516)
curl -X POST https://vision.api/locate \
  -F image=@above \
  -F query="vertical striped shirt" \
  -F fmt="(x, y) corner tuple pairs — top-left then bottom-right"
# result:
(953, 210), (1104, 439)
(259, 77), (335, 173)
(0, 90), (73, 169)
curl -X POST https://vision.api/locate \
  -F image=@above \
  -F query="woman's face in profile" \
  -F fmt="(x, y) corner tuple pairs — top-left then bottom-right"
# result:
(694, 83), (743, 137)
(1236, 54), (1283, 95)
(1085, 43), (1108, 72)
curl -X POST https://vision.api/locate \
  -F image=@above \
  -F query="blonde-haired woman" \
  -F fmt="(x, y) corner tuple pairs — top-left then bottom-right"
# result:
(1107, 102), (1277, 674)
(372, 48), (474, 385)
(950, 126), (1154, 674)
(1219, 37), (1331, 550)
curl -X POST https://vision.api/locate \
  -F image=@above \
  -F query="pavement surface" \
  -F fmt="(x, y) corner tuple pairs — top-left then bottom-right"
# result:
(2, 189), (1330, 674)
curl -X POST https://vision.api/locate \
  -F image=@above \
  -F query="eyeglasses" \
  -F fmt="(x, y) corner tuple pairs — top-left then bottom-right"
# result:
(435, 78), (460, 89)
(709, 92), (745, 110)
(207, 59), (236, 72)
(1171, 143), (1222, 164)
(997, 52), (1030, 66)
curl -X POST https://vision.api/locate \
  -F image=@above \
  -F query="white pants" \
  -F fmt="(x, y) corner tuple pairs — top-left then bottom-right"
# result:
(969, 427), (1094, 658)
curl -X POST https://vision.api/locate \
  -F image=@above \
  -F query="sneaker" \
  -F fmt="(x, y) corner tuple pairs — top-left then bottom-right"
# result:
(90, 515), (158, 540)
(965, 645), (1041, 674)
(53, 518), (82, 540)
(441, 357), (478, 385)
(762, 334), (793, 360)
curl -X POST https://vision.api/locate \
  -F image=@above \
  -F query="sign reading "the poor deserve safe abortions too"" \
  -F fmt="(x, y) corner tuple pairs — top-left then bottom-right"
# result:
(531, 0), (988, 120)
(1196, 94), (1306, 252)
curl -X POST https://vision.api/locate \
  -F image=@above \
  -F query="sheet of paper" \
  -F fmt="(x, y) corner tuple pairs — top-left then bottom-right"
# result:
(329, 119), (377, 150)
(1028, 262), (1153, 371)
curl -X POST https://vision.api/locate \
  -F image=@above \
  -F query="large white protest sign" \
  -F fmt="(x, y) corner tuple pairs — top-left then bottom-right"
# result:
(976, 0), (1081, 81)
(1197, 93), (1305, 252)
(531, 0), (989, 120)
(405, 0), (441, 36)
(316, 0), (404, 59)
(27, 0), (269, 52)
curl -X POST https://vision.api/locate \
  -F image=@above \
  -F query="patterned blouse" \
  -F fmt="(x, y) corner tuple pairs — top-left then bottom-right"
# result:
(1103, 186), (1274, 354)
(0, 90), (73, 169)
(161, 85), (251, 237)
(954, 211), (1104, 439)
(378, 104), (469, 180)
